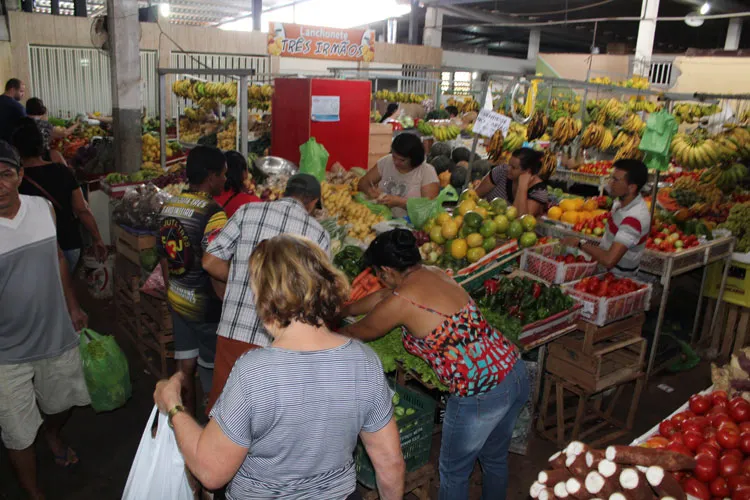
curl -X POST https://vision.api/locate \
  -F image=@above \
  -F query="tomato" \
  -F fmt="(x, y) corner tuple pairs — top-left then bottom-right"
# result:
(714, 398), (730, 410)
(743, 458), (750, 476)
(691, 416), (711, 430)
(684, 421), (705, 434)
(667, 441), (693, 457)
(721, 454), (742, 477)
(710, 406), (731, 417)
(683, 477), (711, 500)
(684, 430), (705, 451)
(695, 454), (721, 482)
(674, 411), (696, 425)
(669, 432), (685, 446)
(724, 449), (744, 462)
(713, 412), (734, 428)
(697, 443), (722, 460)
(720, 421), (742, 434)
(711, 476), (730, 497)
(691, 394), (712, 415)
(644, 436), (670, 449)
(660, 419), (678, 438)
(728, 474), (750, 493)
(740, 422), (750, 434)
(718, 428), (742, 449)
(713, 390), (730, 404)
(741, 433), (750, 454)
(730, 399), (750, 423)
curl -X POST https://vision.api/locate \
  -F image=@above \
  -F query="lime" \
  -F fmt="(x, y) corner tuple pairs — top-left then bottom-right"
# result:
(480, 220), (498, 238)
(457, 199), (477, 216)
(493, 214), (510, 234)
(459, 189), (479, 203)
(519, 232), (538, 248)
(467, 247), (486, 263)
(430, 226), (446, 244)
(482, 236), (497, 252)
(467, 233), (484, 248)
(490, 197), (508, 214)
(451, 238), (468, 259)
(441, 220), (459, 240)
(464, 211), (484, 229)
(505, 206), (518, 221)
(473, 206), (489, 219)
(437, 212), (452, 226)
(507, 220), (524, 239)
(520, 214), (537, 231)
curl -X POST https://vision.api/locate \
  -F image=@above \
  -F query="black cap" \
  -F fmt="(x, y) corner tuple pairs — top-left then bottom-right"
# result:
(0, 140), (20, 171)
(284, 173), (322, 208)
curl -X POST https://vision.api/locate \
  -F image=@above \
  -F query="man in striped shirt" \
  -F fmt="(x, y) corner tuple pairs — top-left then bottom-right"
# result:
(563, 159), (650, 277)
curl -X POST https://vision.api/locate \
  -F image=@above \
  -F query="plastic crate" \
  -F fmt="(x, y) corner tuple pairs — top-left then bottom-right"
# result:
(520, 243), (598, 284)
(562, 275), (653, 327)
(355, 383), (436, 489)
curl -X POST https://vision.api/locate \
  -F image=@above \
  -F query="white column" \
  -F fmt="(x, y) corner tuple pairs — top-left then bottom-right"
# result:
(423, 7), (443, 48)
(725, 19), (743, 51)
(527, 29), (541, 61)
(633, 0), (659, 77)
(107, 0), (142, 174)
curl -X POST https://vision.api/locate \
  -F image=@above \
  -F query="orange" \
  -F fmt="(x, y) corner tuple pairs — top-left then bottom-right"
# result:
(467, 233), (484, 248)
(436, 212), (452, 226)
(458, 199), (477, 216)
(547, 206), (563, 220)
(561, 211), (580, 224)
(441, 220), (459, 240)
(451, 239), (468, 259)
(582, 198), (599, 212)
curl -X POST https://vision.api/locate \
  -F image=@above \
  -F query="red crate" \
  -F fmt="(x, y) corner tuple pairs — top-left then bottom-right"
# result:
(562, 274), (653, 326)
(520, 243), (598, 284)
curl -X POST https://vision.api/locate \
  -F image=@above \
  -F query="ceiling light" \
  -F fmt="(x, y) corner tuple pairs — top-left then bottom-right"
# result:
(685, 12), (705, 27)
(699, 2), (710, 15)
(159, 3), (170, 17)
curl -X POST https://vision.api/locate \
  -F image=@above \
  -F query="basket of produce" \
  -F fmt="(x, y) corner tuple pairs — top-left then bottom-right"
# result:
(355, 382), (435, 489)
(562, 273), (652, 327)
(476, 276), (581, 348)
(453, 240), (522, 293)
(520, 242), (598, 284)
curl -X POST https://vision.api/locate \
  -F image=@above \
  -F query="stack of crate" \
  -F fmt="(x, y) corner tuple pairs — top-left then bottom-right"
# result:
(538, 313), (647, 447)
(114, 253), (143, 344)
(138, 290), (174, 379)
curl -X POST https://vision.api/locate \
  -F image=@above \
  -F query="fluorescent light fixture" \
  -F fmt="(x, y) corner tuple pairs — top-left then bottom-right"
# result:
(699, 2), (710, 15)
(159, 3), (170, 17)
(219, 0), (411, 32)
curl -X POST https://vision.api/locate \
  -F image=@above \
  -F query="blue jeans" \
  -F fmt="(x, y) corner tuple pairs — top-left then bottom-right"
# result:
(439, 361), (530, 500)
(62, 248), (81, 274)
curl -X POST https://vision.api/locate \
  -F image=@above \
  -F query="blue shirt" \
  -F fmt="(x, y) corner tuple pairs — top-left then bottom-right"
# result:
(0, 95), (26, 142)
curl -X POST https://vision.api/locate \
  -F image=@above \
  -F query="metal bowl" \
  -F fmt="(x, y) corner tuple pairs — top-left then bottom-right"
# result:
(254, 156), (298, 176)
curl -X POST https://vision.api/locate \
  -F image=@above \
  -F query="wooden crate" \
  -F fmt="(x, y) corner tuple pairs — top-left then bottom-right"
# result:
(536, 372), (645, 448)
(114, 225), (156, 266)
(140, 291), (172, 330)
(138, 313), (174, 379)
(575, 313), (645, 353)
(547, 326), (646, 393)
(358, 463), (435, 500)
(114, 279), (142, 342)
(701, 299), (750, 361)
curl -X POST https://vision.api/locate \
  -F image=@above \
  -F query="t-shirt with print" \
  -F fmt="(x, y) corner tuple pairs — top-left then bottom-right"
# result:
(156, 191), (227, 323)
(600, 194), (651, 277)
(0, 195), (78, 364)
(18, 162), (82, 250)
(376, 155), (439, 218)
(483, 164), (549, 207)
(210, 340), (394, 500)
(33, 118), (54, 151)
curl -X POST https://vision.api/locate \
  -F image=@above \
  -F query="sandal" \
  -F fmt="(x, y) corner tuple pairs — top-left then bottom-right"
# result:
(53, 446), (79, 467)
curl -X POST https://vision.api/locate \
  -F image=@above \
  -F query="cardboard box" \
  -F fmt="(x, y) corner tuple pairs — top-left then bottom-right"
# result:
(368, 154), (384, 170)
(704, 260), (750, 307)
(369, 135), (392, 155)
(369, 123), (392, 136)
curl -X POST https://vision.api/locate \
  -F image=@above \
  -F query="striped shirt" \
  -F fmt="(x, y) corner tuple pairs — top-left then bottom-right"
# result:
(600, 195), (651, 276)
(210, 340), (394, 500)
(206, 198), (330, 346)
(484, 164), (549, 207)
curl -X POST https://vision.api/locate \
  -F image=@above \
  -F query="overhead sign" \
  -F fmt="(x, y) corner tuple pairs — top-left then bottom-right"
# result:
(473, 109), (512, 138)
(268, 23), (375, 62)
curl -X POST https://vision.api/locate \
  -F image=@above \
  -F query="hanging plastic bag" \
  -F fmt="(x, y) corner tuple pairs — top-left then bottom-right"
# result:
(353, 192), (393, 220)
(79, 329), (131, 412)
(122, 406), (194, 500)
(407, 186), (459, 229)
(299, 137), (329, 182)
(639, 111), (678, 157)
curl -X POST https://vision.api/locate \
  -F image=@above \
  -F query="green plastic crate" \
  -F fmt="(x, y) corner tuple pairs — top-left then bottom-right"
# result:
(355, 382), (436, 489)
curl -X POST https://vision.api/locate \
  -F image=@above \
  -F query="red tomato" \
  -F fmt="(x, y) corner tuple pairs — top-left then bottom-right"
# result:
(724, 449), (744, 462)
(670, 432), (686, 446)
(741, 434), (750, 454)
(691, 416), (711, 430)
(683, 477), (711, 500)
(718, 428), (742, 449)
(705, 427), (719, 440)
(721, 454), (742, 477)
(733, 489), (750, 500)
(713, 390), (729, 404)
(697, 443), (722, 460)
(691, 394), (712, 415)
(710, 406), (731, 417)
(740, 422), (750, 434)
(684, 430), (706, 451)
(667, 441), (693, 457)
(684, 421), (705, 434)
(743, 458), (750, 476)
(720, 421), (742, 434)
(711, 476), (730, 497)
(695, 454), (721, 482)
(713, 413), (734, 428)
(730, 399), (750, 423)
(644, 436), (670, 449)
(674, 411), (696, 425)
(728, 474), (750, 493)
(714, 398), (730, 410)
(660, 419), (679, 438)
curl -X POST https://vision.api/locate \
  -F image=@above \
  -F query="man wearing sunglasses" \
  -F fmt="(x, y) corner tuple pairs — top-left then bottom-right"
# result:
(562, 159), (650, 277)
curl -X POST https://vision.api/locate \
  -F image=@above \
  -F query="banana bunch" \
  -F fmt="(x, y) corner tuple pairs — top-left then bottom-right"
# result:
(627, 96), (659, 113)
(183, 107), (208, 122)
(539, 149), (557, 180)
(373, 90), (429, 104)
(671, 133), (725, 170)
(105, 172), (129, 185)
(741, 110), (750, 125)
(503, 128), (526, 152)
(721, 126), (750, 158)
(487, 130), (505, 162)
(432, 124), (461, 141)
(248, 84), (274, 101)
(580, 122), (608, 149)
(603, 98), (628, 122)
(417, 121), (434, 136)
(614, 134), (643, 161)
(548, 97), (581, 121)
(702, 163), (749, 193)
(622, 113), (647, 135)
(589, 76), (613, 85)
(672, 103), (722, 124)
(526, 110), (549, 141)
(552, 116), (582, 146)
(447, 97), (480, 113)
(612, 130), (633, 148)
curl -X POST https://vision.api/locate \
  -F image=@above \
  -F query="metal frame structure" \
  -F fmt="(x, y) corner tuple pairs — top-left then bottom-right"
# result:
(157, 67), (254, 169)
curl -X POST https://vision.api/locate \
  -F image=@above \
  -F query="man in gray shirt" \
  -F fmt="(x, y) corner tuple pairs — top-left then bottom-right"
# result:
(0, 140), (90, 499)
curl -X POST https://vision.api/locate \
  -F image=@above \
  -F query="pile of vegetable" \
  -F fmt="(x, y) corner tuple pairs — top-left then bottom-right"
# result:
(367, 328), (447, 391)
(476, 277), (576, 343)
(711, 349), (750, 397)
(333, 246), (364, 282)
(718, 202), (750, 253)
(573, 273), (646, 298)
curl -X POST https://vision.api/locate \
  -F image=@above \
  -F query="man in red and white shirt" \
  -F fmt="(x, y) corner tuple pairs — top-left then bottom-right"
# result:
(563, 160), (650, 277)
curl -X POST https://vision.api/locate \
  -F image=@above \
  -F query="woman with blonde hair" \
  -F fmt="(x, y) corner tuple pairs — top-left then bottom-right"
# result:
(154, 234), (405, 499)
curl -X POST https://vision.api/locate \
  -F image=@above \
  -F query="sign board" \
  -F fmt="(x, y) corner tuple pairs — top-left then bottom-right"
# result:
(473, 109), (512, 138)
(311, 95), (340, 122)
(268, 23), (375, 62)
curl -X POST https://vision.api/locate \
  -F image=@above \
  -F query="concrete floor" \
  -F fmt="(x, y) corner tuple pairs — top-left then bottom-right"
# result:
(0, 280), (713, 500)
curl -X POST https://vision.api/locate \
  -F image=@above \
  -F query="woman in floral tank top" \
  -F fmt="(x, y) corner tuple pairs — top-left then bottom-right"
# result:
(341, 229), (529, 500)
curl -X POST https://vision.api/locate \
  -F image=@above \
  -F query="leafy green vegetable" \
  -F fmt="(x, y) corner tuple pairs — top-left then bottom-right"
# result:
(367, 328), (448, 391)
(333, 245), (364, 281)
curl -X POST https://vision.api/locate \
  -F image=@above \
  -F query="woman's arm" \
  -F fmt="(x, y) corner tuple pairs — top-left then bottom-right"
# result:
(71, 188), (108, 261)
(340, 295), (403, 341)
(475, 172), (496, 199)
(420, 182), (440, 200)
(360, 166), (383, 199)
(360, 419), (406, 500)
(340, 288), (391, 318)
(513, 175), (545, 216)
(51, 123), (79, 139)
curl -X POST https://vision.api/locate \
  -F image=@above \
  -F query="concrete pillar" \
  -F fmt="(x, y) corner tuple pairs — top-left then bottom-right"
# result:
(408, 0), (418, 45)
(51, 0), (60, 15)
(423, 7), (443, 48)
(21, 0), (33, 13)
(387, 18), (398, 44)
(73, 0), (86, 17)
(527, 29), (541, 61)
(252, 0), (262, 32)
(633, 0), (659, 77)
(725, 19), (743, 51)
(107, 0), (141, 174)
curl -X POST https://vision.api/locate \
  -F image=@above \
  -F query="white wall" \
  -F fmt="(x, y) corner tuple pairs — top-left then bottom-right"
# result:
(442, 50), (535, 74)
(277, 58), (402, 77)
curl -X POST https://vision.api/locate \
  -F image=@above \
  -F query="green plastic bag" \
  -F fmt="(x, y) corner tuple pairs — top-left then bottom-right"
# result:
(353, 192), (393, 220)
(299, 137), (329, 182)
(79, 328), (132, 412)
(639, 111), (678, 158)
(407, 186), (459, 229)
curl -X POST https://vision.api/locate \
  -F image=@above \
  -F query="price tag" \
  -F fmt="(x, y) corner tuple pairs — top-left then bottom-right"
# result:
(472, 109), (511, 138)
(582, 301), (595, 318)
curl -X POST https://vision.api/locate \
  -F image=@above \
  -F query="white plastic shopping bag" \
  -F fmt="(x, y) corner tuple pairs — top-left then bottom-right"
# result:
(122, 405), (194, 500)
